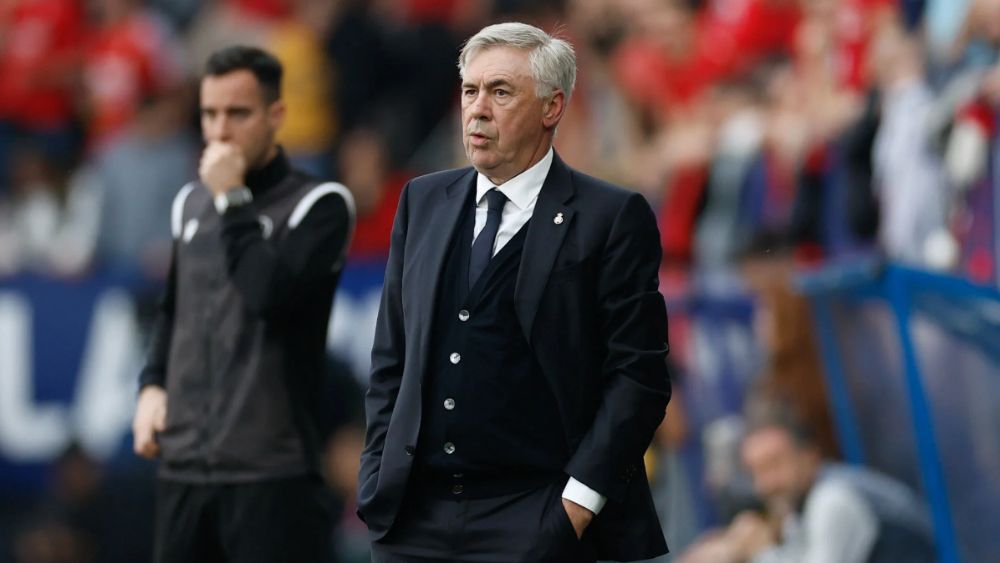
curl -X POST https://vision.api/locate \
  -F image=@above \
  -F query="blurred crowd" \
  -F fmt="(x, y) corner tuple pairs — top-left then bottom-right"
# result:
(3, 0), (1000, 282)
(2, 0), (1000, 561)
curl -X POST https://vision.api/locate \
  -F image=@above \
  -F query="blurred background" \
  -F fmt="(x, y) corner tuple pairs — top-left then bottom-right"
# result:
(0, 0), (998, 561)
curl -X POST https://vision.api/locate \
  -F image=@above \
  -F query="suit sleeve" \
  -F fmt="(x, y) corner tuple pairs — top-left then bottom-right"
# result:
(564, 192), (671, 501)
(358, 182), (410, 517)
(218, 188), (353, 319)
(137, 243), (177, 390)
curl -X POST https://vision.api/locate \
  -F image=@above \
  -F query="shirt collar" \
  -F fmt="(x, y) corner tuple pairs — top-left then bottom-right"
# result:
(475, 148), (553, 210)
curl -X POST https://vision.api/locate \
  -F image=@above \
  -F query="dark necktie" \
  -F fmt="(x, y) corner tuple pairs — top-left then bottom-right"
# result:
(469, 188), (508, 287)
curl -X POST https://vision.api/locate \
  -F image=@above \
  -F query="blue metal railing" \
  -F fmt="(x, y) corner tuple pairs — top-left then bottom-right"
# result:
(799, 261), (1000, 563)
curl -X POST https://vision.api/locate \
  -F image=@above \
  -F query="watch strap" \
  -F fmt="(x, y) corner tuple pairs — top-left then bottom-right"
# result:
(214, 186), (253, 214)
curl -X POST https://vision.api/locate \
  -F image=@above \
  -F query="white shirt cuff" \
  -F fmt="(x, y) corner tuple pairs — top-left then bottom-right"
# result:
(562, 477), (607, 515)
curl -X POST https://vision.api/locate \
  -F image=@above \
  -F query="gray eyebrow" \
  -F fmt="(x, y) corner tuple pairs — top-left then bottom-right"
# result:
(462, 79), (515, 90)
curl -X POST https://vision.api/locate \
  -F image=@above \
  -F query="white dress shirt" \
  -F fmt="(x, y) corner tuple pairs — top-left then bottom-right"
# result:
(473, 148), (551, 255)
(472, 147), (608, 516)
(751, 478), (878, 563)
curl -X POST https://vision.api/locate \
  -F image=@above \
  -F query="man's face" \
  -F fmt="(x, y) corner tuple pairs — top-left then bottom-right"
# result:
(741, 427), (818, 513)
(200, 69), (284, 169)
(461, 46), (561, 184)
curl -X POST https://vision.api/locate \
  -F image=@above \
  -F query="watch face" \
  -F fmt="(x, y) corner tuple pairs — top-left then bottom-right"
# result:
(215, 188), (252, 213)
(230, 188), (252, 205)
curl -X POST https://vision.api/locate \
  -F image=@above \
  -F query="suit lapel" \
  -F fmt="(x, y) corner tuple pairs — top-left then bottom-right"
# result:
(515, 153), (575, 339)
(409, 170), (475, 358)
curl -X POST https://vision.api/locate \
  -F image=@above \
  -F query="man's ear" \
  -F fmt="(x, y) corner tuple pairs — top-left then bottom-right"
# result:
(268, 99), (286, 131)
(542, 91), (566, 129)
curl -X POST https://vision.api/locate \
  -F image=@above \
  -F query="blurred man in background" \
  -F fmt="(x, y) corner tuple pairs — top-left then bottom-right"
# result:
(131, 45), (354, 563)
(680, 410), (936, 563)
(359, 22), (671, 562)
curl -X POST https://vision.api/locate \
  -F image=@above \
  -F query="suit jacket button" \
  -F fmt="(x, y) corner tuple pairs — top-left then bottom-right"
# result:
(405, 446), (415, 455)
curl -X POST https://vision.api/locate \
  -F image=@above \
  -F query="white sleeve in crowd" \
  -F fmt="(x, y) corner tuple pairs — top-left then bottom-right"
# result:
(752, 479), (878, 563)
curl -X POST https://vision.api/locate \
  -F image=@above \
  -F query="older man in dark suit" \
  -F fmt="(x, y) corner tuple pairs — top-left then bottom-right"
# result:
(358, 22), (672, 562)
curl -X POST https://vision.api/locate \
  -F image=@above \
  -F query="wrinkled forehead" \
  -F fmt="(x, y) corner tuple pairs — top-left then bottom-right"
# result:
(461, 46), (534, 83)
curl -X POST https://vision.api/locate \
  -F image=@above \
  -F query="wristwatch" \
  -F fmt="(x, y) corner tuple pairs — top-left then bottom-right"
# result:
(214, 186), (254, 214)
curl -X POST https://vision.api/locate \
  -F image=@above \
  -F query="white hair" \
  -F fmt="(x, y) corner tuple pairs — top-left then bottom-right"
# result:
(458, 22), (577, 102)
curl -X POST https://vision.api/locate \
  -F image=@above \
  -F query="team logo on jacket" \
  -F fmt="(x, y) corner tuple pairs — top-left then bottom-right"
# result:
(258, 215), (274, 239)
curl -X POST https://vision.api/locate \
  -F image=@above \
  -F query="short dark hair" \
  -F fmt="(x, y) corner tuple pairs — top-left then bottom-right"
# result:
(745, 406), (818, 450)
(204, 45), (283, 103)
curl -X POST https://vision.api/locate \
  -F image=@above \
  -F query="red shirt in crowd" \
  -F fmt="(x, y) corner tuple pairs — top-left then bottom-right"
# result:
(82, 9), (182, 146)
(832, 0), (898, 91)
(700, 0), (801, 74)
(614, 0), (800, 113)
(349, 172), (407, 261)
(0, 0), (84, 130)
(227, 0), (291, 20)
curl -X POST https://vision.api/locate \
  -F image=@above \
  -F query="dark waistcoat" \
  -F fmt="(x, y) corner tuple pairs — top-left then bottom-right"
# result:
(415, 196), (567, 488)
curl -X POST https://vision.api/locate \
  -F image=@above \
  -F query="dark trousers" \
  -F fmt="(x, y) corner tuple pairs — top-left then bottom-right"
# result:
(371, 479), (596, 563)
(154, 475), (332, 563)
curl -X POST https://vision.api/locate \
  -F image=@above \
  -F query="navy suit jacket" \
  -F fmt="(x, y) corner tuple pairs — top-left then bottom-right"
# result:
(358, 153), (671, 560)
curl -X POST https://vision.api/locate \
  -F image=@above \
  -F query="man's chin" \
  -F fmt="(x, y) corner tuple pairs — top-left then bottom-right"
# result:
(468, 152), (497, 171)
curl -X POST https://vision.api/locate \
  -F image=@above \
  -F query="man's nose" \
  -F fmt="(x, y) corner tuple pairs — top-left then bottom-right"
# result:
(206, 117), (232, 141)
(468, 91), (491, 120)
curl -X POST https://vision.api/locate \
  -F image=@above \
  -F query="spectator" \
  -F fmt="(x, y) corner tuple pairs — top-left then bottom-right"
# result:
(183, 0), (274, 70)
(82, 0), (185, 148)
(338, 126), (406, 262)
(0, 142), (100, 277)
(94, 91), (197, 277)
(13, 443), (155, 563)
(679, 409), (935, 563)
(0, 0), (84, 194)
(871, 21), (951, 267)
(267, 0), (340, 176)
(742, 260), (839, 459)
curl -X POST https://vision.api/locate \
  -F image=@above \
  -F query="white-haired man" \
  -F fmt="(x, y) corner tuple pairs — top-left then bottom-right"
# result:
(358, 22), (671, 562)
